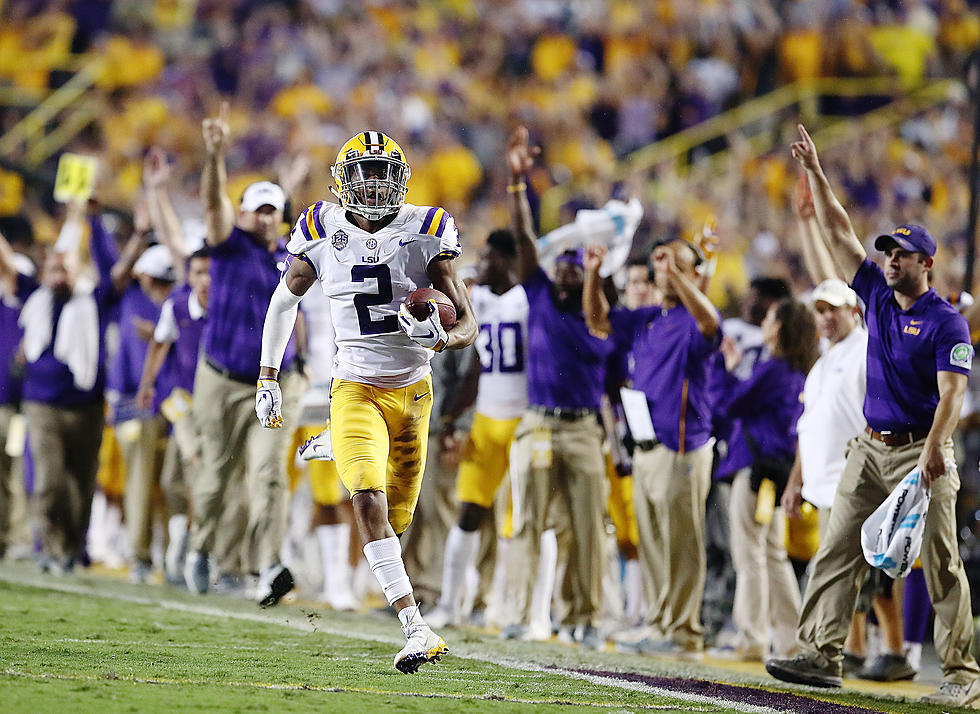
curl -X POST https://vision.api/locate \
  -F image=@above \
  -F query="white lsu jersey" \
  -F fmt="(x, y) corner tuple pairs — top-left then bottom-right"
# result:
(471, 283), (528, 420)
(287, 201), (461, 388)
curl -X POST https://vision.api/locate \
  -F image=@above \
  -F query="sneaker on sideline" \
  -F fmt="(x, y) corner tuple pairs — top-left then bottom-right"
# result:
(766, 653), (842, 688)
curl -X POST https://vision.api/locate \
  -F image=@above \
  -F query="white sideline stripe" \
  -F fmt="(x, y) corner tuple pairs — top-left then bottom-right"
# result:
(2, 668), (689, 710)
(0, 571), (780, 714)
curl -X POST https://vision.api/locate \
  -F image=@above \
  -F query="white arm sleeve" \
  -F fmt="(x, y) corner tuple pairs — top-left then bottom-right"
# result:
(260, 280), (303, 371)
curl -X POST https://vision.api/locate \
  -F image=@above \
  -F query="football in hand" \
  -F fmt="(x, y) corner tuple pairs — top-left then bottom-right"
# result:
(404, 287), (456, 329)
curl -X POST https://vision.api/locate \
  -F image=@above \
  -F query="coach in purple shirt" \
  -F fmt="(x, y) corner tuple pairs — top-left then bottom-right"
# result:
(186, 103), (300, 606)
(766, 126), (980, 707)
(502, 127), (612, 646)
(585, 233), (720, 658)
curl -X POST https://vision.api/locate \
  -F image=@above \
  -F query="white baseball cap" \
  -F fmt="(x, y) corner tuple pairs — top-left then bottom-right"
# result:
(810, 279), (857, 308)
(133, 244), (176, 282)
(241, 181), (286, 212)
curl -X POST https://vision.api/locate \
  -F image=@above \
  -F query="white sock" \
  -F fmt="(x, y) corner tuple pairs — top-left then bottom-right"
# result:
(316, 523), (353, 598)
(623, 558), (644, 625)
(438, 525), (480, 613)
(168, 514), (189, 543)
(486, 537), (510, 627)
(530, 529), (558, 633)
(904, 641), (922, 670)
(398, 603), (423, 629)
(363, 536), (413, 606)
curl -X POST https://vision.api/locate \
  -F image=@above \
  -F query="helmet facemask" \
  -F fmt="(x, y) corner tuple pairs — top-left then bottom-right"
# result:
(333, 156), (409, 221)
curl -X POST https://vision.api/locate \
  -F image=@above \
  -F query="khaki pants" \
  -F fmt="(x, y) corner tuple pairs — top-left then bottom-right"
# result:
(797, 431), (979, 684)
(0, 404), (22, 557)
(23, 401), (104, 561)
(119, 413), (169, 563)
(160, 412), (198, 517)
(189, 358), (300, 574)
(507, 410), (606, 627)
(729, 468), (801, 658)
(633, 441), (713, 648)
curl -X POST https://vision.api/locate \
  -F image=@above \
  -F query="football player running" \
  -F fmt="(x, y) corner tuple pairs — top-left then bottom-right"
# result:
(257, 131), (476, 673)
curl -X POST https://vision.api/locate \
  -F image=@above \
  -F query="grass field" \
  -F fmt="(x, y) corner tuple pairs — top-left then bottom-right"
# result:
(0, 562), (973, 713)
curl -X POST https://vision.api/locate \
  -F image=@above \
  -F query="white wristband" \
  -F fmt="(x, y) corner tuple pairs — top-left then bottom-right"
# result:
(260, 280), (302, 370)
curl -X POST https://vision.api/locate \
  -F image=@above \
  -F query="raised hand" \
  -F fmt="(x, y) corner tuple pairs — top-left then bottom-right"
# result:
(143, 146), (171, 189)
(506, 126), (540, 180)
(202, 102), (231, 156)
(133, 197), (151, 235)
(583, 244), (607, 272)
(793, 173), (815, 218)
(790, 124), (820, 172)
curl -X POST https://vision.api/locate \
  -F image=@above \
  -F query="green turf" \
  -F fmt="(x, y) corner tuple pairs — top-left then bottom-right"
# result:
(0, 578), (725, 712)
(0, 568), (975, 714)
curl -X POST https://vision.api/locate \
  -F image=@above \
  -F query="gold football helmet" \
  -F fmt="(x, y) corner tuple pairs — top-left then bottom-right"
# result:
(331, 131), (410, 220)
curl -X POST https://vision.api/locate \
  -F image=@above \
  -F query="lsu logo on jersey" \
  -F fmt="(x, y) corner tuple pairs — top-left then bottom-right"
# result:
(331, 229), (348, 251)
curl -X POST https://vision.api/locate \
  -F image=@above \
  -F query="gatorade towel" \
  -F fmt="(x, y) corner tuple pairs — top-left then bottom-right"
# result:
(860, 468), (931, 578)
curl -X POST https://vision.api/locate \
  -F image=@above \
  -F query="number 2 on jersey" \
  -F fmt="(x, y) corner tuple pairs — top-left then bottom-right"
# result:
(352, 264), (399, 335)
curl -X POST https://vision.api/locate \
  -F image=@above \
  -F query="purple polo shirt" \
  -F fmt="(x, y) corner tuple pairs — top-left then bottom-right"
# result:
(109, 282), (174, 419)
(22, 215), (117, 407)
(203, 226), (295, 380)
(715, 356), (805, 479)
(524, 268), (613, 410)
(610, 303), (719, 453)
(0, 273), (37, 406)
(851, 258), (972, 432)
(165, 285), (206, 393)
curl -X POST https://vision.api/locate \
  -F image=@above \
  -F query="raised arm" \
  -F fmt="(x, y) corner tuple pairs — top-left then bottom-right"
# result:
(919, 370), (967, 486)
(427, 258), (477, 350)
(506, 126), (541, 282)
(201, 102), (235, 247)
(793, 174), (844, 285)
(663, 248), (718, 337)
(109, 200), (151, 295)
(144, 146), (187, 283)
(0, 227), (16, 295)
(583, 243), (611, 338)
(790, 125), (866, 280)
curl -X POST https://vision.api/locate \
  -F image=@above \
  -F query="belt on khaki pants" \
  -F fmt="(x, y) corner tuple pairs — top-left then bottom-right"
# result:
(864, 425), (930, 447)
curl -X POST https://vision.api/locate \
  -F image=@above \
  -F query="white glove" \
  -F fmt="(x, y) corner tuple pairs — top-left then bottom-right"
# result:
(255, 379), (283, 428)
(398, 301), (448, 351)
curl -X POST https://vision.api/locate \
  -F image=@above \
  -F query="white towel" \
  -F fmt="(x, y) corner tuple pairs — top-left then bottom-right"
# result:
(19, 286), (100, 392)
(861, 467), (934, 578)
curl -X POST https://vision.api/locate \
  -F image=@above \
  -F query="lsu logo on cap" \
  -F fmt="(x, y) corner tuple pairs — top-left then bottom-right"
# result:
(950, 343), (974, 369)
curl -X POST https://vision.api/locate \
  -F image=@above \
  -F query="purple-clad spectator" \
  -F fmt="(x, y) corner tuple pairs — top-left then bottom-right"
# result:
(0, 227), (37, 560)
(586, 235), (720, 660)
(502, 127), (613, 647)
(185, 103), (302, 606)
(138, 247), (210, 586)
(109, 232), (178, 584)
(716, 298), (817, 663)
(14, 203), (123, 574)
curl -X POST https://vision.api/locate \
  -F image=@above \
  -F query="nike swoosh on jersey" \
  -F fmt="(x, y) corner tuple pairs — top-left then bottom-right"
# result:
(399, 238), (417, 246)
(414, 392), (429, 401)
